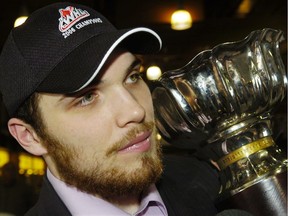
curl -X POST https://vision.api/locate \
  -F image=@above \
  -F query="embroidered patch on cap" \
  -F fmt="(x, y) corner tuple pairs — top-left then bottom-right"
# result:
(58, 6), (103, 38)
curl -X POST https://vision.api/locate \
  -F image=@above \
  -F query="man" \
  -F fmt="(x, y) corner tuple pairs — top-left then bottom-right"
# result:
(0, 2), (220, 215)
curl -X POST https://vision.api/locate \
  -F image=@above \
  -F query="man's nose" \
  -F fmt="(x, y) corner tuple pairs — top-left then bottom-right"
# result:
(113, 88), (146, 127)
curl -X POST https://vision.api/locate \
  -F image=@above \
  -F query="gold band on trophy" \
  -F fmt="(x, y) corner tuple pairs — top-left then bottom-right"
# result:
(217, 137), (275, 170)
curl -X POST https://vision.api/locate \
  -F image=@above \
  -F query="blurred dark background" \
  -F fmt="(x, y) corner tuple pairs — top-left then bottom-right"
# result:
(0, 0), (287, 151)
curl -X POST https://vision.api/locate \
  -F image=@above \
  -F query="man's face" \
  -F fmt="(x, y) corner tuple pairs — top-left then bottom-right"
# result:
(37, 50), (163, 199)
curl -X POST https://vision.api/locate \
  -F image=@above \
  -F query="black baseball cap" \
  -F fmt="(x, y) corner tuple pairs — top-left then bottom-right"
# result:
(0, 2), (162, 116)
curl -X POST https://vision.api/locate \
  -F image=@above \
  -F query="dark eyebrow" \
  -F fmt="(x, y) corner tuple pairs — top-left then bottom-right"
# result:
(127, 58), (142, 74)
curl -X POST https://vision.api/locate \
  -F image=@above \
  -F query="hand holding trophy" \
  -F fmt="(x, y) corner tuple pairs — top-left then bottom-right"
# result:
(152, 28), (287, 216)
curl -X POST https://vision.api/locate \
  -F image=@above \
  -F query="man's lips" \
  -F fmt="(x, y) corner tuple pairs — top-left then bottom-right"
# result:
(118, 131), (152, 154)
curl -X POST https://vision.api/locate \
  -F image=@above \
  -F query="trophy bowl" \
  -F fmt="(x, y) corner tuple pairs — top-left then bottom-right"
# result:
(152, 28), (287, 215)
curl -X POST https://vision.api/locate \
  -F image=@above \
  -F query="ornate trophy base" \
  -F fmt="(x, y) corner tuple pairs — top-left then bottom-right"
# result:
(216, 171), (287, 216)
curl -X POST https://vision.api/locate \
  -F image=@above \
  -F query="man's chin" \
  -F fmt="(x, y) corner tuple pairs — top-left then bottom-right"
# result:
(114, 150), (157, 168)
(57, 152), (163, 199)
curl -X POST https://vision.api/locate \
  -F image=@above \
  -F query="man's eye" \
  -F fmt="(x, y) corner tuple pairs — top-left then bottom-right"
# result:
(126, 72), (142, 84)
(78, 92), (97, 106)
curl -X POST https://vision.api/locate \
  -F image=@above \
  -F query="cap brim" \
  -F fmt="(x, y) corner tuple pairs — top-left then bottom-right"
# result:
(37, 27), (162, 93)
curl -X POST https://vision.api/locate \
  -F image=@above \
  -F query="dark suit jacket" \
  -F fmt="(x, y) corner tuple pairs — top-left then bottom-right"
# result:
(25, 154), (220, 216)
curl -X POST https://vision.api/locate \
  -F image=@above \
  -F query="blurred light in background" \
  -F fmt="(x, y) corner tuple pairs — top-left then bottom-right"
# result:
(0, 148), (9, 167)
(156, 133), (162, 141)
(14, 16), (28, 27)
(171, 9), (192, 30)
(19, 153), (45, 175)
(19, 153), (32, 174)
(237, 0), (253, 18)
(146, 65), (162, 80)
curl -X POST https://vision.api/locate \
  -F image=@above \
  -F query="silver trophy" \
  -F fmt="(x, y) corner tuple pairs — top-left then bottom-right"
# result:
(152, 28), (287, 215)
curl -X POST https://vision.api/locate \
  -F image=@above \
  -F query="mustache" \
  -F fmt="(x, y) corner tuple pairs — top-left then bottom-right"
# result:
(106, 121), (155, 157)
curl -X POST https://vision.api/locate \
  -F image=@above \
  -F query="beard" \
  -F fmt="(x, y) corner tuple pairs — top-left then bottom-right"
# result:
(41, 121), (163, 201)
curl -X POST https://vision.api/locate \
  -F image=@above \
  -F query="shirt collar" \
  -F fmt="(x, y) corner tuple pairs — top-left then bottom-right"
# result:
(136, 184), (167, 215)
(47, 169), (167, 215)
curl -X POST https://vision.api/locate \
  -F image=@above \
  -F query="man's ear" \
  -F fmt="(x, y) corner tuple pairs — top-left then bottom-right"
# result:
(8, 118), (48, 156)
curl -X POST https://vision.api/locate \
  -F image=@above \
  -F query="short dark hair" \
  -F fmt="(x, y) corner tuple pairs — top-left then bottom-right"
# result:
(14, 93), (44, 136)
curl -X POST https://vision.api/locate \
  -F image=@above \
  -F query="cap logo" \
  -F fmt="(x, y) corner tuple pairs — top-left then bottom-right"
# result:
(58, 6), (103, 39)
(59, 6), (90, 32)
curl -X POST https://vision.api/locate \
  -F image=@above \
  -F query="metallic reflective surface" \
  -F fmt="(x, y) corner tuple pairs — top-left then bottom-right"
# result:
(152, 28), (287, 209)
(216, 172), (287, 216)
(153, 28), (286, 143)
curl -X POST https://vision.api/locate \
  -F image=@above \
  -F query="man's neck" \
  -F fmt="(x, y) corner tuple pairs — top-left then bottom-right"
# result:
(106, 194), (141, 214)
(116, 198), (140, 214)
